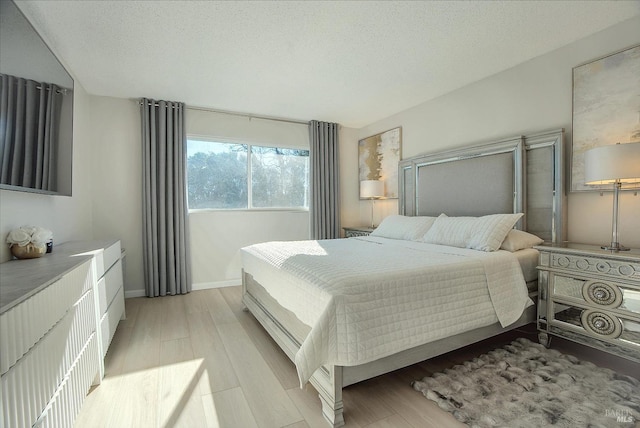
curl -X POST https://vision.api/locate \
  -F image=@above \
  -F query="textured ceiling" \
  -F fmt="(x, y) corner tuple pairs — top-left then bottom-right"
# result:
(15, 0), (640, 128)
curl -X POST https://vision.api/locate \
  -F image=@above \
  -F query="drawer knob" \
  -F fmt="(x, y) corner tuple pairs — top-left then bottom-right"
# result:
(581, 310), (622, 339)
(582, 281), (622, 308)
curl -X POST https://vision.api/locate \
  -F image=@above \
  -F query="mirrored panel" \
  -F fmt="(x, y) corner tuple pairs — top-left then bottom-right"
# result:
(0, 0), (73, 195)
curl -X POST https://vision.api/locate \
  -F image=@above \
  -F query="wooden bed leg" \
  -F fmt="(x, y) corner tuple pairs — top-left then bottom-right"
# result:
(241, 269), (250, 312)
(319, 393), (344, 428)
(311, 366), (345, 427)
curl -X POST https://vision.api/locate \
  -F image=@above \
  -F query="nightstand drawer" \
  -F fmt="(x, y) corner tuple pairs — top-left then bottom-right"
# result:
(544, 252), (640, 282)
(550, 301), (640, 352)
(550, 273), (640, 316)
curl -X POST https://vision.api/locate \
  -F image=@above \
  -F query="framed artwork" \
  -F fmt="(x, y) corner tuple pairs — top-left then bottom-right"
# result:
(358, 127), (402, 199)
(571, 44), (640, 192)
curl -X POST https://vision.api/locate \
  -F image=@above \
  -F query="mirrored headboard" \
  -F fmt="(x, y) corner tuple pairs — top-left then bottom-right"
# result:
(399, 129), (566, 243)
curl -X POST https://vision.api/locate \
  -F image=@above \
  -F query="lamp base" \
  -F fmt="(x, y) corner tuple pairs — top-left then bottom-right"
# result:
(601, 242), (631, 252)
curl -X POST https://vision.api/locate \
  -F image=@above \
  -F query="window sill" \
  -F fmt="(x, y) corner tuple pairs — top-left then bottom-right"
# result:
(188, 208), (309, 214)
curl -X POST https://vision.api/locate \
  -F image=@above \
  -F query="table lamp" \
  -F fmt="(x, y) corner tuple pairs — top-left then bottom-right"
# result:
(360, 180), (384, 228)
(584, 142), (640, 251)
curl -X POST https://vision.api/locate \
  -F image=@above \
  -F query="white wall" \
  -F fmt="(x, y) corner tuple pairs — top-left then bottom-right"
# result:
(345, 16), (640, 249)
(0, 83), (94, 263)
(88, 97), (144, 295)
(189, 210), (309, 287)
(186, 109), (312, 288)
(338, 126), (360, 230)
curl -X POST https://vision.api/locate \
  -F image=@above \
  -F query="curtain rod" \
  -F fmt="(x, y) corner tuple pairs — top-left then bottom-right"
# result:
(1, 74), (71, 95)
(187, 105), (308, 125)
(137, 99), (308, 125)
(138, 101), (309, 125)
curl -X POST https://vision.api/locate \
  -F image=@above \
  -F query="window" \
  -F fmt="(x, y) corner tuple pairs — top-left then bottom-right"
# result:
(187, 139), (309, 210)
(187, 141), (248, 209)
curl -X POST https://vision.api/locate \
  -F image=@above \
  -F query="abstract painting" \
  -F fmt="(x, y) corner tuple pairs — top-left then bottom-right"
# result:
(359, 127), (401, 199)
(572, 44), (640, 192)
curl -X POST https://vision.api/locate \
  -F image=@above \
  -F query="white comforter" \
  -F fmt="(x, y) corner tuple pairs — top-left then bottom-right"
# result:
(241, 236), (532, 386)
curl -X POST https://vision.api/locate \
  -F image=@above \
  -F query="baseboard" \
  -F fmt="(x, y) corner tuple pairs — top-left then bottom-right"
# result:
(124, 289), (146, 298)
(192, 279), (241, 290)
(124, 280), (241, 299)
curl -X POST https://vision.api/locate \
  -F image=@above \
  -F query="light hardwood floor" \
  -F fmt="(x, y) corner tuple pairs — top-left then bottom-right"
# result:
(75, 287), (639, 428)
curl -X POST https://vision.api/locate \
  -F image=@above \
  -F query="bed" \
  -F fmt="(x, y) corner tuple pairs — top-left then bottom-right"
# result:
(241, 129), (567, 427)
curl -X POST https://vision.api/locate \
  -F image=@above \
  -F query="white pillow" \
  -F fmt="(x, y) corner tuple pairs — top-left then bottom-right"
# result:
(420, 214), (473, 248)
(467, 213), (524, 251)
(370, 215), (438, 241)
(500, 229), (544, 252)
(422, 213), (523, 251)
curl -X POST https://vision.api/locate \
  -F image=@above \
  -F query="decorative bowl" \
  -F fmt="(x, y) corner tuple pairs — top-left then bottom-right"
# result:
(11, 243), (46, 259)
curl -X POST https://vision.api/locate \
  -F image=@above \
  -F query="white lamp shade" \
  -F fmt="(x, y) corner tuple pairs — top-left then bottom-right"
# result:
(584, 142), (640, 185)
(360, 180), (384, 198)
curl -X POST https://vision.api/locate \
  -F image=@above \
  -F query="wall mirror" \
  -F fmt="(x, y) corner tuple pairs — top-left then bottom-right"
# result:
(0, 0), (73, 196)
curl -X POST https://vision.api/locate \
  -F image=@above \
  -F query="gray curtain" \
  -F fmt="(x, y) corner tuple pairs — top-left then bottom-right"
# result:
(0, 73), (61, 190)
(141, 98), (192, 297)
(309, 120), (340, 239)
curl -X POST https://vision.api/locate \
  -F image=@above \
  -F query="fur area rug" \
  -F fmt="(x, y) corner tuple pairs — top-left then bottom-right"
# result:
(411, 338), (640, 427)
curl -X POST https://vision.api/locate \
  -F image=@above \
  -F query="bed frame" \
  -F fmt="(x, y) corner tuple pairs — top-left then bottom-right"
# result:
(242, 129), (567, 427)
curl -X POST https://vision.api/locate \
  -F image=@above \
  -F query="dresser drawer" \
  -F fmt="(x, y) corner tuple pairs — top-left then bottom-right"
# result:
(99, 287), (125, 357)
(33, 333), (100, 428)
(0, 260), (93, 375)
(97, 259), (123, 316)
(94, 241), (121, 279)
(1, 288), (96, 428)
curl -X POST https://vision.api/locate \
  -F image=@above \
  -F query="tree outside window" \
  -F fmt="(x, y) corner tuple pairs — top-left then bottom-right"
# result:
(187, 139), (309, 210)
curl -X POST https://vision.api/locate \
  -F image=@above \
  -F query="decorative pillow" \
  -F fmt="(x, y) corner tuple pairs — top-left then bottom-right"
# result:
(466, 213), (524, 251)
(422, 213), (524, 252)
(500, 229), (544, 252)
(370, 215), (438, 241)
(421, 214), (474, 248)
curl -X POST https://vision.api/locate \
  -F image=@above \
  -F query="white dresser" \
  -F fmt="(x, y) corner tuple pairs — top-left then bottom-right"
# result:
(0, 239), (125, 428)
(54, 240), (126, 375)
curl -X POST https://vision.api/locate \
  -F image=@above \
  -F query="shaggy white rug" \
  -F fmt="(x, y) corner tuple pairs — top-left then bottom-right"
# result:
(411, 338), (640, 427)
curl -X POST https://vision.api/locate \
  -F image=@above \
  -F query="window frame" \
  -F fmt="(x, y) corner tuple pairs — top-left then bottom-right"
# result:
(186, 135), (310, 213)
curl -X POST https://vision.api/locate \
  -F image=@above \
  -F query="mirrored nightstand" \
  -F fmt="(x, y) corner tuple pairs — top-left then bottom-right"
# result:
(343, 226), (375, 238)
(535, 243), (640, 363)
